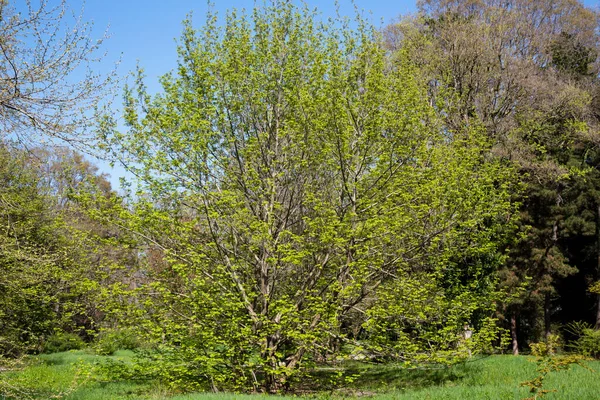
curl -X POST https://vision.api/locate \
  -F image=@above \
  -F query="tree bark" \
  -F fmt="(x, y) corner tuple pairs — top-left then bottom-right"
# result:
(544, 293), (552, 340)
(511, 312), (519, 355)
(596, 293), (600, 330)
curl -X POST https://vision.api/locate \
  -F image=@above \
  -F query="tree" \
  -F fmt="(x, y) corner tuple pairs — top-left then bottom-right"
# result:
(0, 0), (115, 147)
(0, 0), (118, 358)
(0, 141), (133, 357)
(0, 144), (89, 355)
(100, 2), (515, 392)
(388, 0), (600, 352)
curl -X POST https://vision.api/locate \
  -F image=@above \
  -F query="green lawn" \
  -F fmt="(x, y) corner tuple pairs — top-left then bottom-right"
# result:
(1, 351), (598, 399)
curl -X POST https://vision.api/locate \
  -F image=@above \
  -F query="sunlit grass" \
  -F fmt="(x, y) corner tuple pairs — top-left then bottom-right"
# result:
(1, 351), (599, 399)
(371, 355), (600, 399)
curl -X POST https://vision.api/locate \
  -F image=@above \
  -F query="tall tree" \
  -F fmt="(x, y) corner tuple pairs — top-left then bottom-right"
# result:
(0, 142), (133, 356)
(0, 145), (88, 355)
(100, 2), (515, 392)
(388, 0), (600, 351)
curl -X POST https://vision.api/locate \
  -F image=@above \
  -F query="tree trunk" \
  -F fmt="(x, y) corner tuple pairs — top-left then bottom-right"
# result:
(511, 312), (519, 355)
(596, 293), (600, 330)
(265, 374), (285, 394)
(544, 293), (552, 340)
(262, 333), (284, 393)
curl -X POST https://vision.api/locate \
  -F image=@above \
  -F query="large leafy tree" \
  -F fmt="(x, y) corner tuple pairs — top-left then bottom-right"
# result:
(0, 0), (120, 357)
(387, 0), (600, 352)
(0, 145), (60, 356)
(100, 2), (515, 392)
(0, 142), (132, 357)
(0, 146), (88, 355)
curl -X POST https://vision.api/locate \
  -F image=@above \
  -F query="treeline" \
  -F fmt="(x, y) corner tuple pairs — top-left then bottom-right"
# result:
(2, 0), (600, 394)
(392, 0), (600, 355)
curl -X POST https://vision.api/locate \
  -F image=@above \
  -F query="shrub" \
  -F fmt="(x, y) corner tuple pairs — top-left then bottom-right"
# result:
(43, 332), (85, 353)
(521, 333), (588, 399)
(573, 328), (600, 358)
(94, 328), (142, 355)
(529, 334), (561, 356)
(565, 321), (600, 358)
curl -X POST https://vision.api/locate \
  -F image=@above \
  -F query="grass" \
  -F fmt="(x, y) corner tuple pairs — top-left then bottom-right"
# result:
(364, 355), (600, 399)
(1, 351), (599, 399)
(0, 350), (163, 400)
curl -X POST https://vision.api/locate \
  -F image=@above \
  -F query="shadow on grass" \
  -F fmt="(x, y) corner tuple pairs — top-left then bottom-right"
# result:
(296, 360), (483, 396)
(38, 353), (70, 366)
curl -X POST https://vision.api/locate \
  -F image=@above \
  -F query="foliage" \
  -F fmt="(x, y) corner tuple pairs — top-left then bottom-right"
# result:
(589, 281), (600, 295)
(0, 144), (124, 358)
(94, 328), (142, 356)
(529, 334), (561, 358)
(389, 0), (600, 351)
(550, 32), (597, 79)
(520, 335), (590, 400)
(97, 0), (517, 393)
(43, 332), (85, 354)
(565, 321), (600, 359)
(573, 329), (600, 359)
(0, 145), (77, 356)
(6, 0), (600, 396)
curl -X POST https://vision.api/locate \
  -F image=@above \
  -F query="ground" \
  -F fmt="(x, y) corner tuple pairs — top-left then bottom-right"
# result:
(1, 351), (599, 399)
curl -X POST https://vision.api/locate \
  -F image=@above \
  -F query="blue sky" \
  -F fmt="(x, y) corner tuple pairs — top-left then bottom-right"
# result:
(29, 0), (600, 189)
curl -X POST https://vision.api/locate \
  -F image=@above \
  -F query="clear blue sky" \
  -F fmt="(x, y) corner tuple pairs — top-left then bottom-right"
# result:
(32, 0), (600, 189)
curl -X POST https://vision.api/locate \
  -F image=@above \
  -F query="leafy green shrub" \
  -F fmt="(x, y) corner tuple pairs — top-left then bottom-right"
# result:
(529, 334), (561, 356)
(565, 321), (600, 358)
(43, 332), (85, 354)
(573, 328), (600, 358)
(94, 328), (142, 355)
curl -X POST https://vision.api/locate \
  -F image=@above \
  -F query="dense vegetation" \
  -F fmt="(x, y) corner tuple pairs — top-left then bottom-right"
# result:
(2, 0), (600, 397)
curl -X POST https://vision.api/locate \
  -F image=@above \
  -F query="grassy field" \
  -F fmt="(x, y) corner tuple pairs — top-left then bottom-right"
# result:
(1, 350), (599, 399)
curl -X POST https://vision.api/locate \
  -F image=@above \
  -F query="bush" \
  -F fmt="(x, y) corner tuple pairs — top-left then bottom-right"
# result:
(530, 333), (562, 356)
(94, 328), (142, 355)
(573, 328), (600, 358)
(565, 321), (600, 358)
(43, 332), (85, 353)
